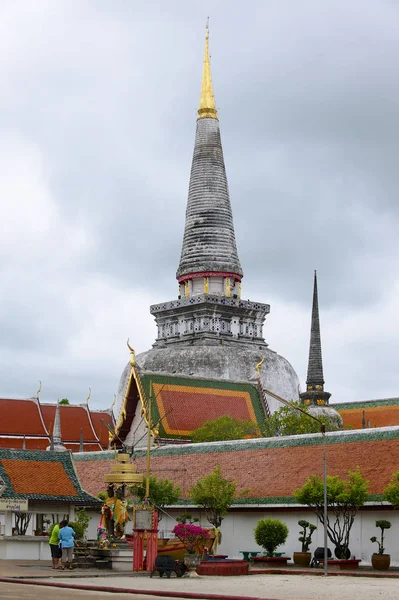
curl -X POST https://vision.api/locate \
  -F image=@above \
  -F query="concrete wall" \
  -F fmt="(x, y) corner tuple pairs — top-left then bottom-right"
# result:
(85, 505), (399, 567)
(4, 504), (395, 565)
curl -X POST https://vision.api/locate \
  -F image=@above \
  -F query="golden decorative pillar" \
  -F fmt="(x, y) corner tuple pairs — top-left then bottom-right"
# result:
(225, 278), (231, 297)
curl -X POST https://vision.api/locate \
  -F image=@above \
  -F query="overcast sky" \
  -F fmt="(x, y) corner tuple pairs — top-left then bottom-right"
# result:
(1, 0), (398, 409)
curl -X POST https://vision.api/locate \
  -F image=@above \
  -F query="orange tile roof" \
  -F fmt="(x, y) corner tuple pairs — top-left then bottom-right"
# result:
(339, 405), (399, 429)
(41, 405), (99, 443)
(0, 399), (48, 436)
(1, 458), (78, 497)
(90, 411), (112, 449)
(154, 385), (258, 436)
(0, 438), (49, 450)
(74, 428), (399, 502)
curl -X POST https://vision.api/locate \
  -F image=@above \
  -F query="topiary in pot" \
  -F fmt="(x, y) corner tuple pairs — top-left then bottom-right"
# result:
(370, 520), (391, 570)
(293, 520), (317, 567)
(254, 518), (288, 557)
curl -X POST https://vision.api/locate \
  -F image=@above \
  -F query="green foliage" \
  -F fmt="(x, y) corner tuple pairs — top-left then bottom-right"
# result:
(297, 520), (317, 553)
(129, 476), (181, 520)
(189, 465), (239, 529)
(191, 415), (260, 443)
(97, 491), (108, 501)
(383, 471), (399, 507)
(370, 520), (391, 555)
(69, 520), (85, 540)
(254, 518), (289, 557)
(263, 402), (340, 437)
(59, 398), (69, 405)
(176, 512), (199, 525)
(75, 508), (90, 539)
(294, 467), (369, 559)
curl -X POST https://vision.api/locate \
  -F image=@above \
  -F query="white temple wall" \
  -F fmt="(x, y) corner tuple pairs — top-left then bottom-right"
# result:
(103, 506), (398, 568)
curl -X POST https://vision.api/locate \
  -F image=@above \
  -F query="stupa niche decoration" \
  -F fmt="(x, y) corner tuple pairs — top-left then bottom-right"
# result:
(115, 25), (300, 446)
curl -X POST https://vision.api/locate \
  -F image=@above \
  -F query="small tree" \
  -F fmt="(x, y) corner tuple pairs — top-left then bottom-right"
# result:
(383, 471), (399, 507)
(297, 520), (317, 553)
(370, 520), (391, 555)
(189, 465), (239, 529)
(263, 402), (340, 437)
(191, 415), (259, 443)
(294, 467), (369, 559)
(129, 475), (181, 521)
(59, 398), (69, 405)
(69, 508), (90, 540)
(254, 518), (288, 557)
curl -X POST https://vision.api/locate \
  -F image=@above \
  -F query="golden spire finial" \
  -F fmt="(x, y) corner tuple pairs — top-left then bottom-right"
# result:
(198, 18), (218, 120)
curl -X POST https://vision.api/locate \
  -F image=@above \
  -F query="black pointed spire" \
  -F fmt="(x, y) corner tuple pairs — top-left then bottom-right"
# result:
(307, 270), (324, 386)
(300, 271), (331, 406)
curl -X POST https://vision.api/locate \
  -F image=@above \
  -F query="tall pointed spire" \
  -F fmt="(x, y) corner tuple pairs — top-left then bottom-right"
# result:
(307, 270), (324, 386)
(300, 271), (331, 406)
(198, 20), (218, 120)
(176, 23), (243, 284)
(150, 23), (269, 349)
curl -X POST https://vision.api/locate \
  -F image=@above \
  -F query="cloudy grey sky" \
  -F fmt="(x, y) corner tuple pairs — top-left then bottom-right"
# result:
(1, 0), (398, 408)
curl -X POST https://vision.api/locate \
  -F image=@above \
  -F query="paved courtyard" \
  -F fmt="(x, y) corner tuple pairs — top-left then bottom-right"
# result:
(1, 562), (399, 600)
(30, 573), (399, 600)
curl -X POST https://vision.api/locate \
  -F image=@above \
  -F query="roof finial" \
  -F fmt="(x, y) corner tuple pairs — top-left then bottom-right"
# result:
(85, 387), (91, 406)
(36, 380), (42, 400)
(198, 19), (218, 120)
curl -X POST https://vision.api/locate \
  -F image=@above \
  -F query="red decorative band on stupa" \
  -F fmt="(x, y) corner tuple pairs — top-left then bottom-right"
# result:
(177, 271), (243, 284)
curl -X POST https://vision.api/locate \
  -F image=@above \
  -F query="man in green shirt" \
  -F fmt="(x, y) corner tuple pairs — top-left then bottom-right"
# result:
(49, 522), (62, 569)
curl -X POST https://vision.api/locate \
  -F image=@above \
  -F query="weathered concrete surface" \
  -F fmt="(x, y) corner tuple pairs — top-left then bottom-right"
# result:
(177, 117), (242, 279)
(135, 343), (299, 410)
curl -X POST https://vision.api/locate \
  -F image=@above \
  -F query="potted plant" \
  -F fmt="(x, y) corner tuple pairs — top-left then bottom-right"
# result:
(253, 518), (289, 567)
(293, 520), (317, 567)
(172, 522), (210, 576)
(370, 520), (391, 570)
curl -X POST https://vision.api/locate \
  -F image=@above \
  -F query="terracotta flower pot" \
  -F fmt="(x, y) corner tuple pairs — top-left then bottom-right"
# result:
(293, 552), (312, 567)
(371, 553), (390, 571)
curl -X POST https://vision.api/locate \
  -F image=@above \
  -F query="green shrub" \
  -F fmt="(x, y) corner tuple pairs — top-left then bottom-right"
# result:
(254, 518), (288, 557)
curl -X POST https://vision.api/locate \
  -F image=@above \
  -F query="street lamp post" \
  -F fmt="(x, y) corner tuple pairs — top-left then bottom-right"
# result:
(263, 387), (329, 576)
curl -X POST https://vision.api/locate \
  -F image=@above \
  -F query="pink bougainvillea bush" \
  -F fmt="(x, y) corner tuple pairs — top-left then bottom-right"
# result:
(172, 523), (210, 554)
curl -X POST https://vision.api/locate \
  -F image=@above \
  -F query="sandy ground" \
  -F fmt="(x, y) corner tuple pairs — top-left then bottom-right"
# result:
(51, 574), (399, 600)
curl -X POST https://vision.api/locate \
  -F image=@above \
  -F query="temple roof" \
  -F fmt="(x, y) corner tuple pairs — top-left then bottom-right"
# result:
(75, 427), (399, 506)
(333, 397), (399, 430)
(0, 449), (101, 505)
(176, 29), (242, 280)
(0, 398), (48, 437)
(0, 398), (113, 451)
(115, 369), (267, 443)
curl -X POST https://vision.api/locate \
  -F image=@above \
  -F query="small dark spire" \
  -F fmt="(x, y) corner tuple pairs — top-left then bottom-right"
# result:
(79, 428), (84, 453)
(300, 271), (331, 406)
(306, 270), (324, 387)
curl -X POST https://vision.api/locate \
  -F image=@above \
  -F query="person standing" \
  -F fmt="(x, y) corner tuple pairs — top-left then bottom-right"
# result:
(49, 521), (62, 569)
(58, 519), (76, 570)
